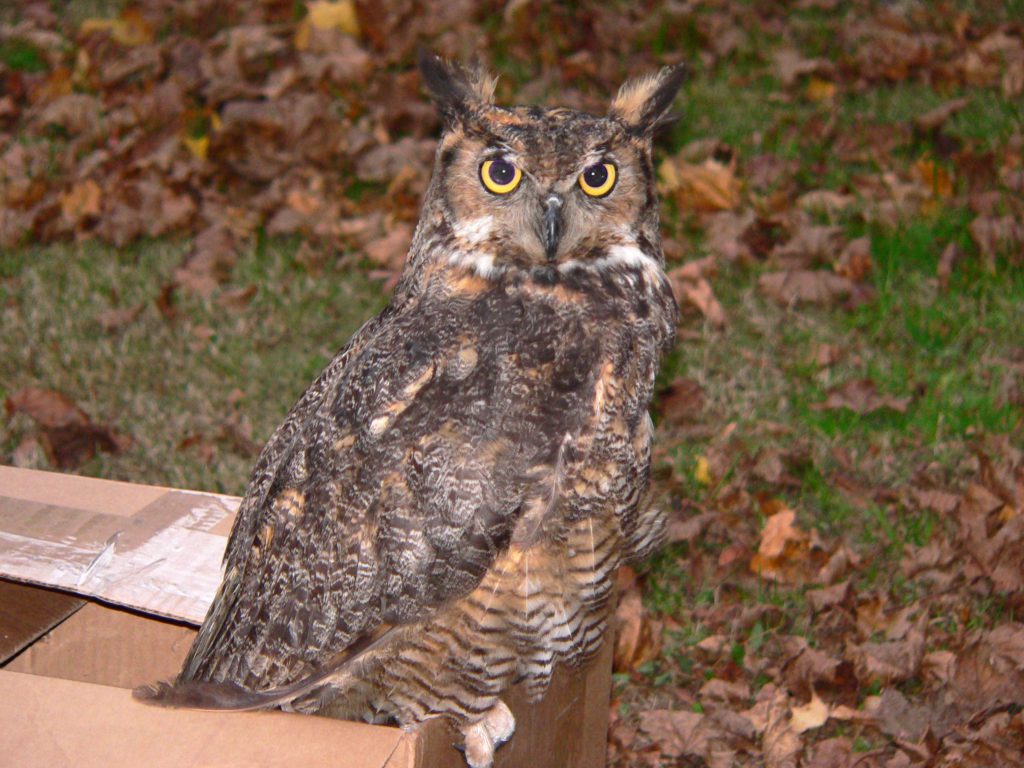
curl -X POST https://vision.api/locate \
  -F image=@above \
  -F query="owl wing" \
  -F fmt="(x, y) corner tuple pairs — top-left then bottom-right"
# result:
(170, 287), (606, 695)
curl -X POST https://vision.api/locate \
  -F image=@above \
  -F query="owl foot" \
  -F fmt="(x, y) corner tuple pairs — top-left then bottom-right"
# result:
(461, 700), (516, 768)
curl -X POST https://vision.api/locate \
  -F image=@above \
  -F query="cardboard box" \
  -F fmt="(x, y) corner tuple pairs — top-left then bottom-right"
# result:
(0, 467), (611, 767)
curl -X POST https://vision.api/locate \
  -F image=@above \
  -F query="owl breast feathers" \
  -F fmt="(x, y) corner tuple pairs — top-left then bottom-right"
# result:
(136, 52), (684, 768)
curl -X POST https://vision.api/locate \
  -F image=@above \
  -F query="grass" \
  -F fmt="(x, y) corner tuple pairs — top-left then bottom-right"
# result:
(0, 238), (385, 494)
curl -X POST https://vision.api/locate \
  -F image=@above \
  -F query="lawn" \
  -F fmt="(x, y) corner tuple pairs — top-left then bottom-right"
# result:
(2, 1), (1023, 765)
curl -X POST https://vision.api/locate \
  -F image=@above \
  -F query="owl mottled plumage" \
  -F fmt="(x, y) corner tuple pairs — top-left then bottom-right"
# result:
(137, 54), (683, 767)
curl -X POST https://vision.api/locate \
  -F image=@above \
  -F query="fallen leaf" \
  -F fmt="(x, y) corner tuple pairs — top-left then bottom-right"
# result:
(749, 505), (811, 583)
(638, 709), (711, 760)
(364, 223), (413, 272)
(773, 48), (831, 87)
(969, 214), (1024, 268)
(914, 97), (970, 132)
(704, 210), (758, 262)
(695, 455), (713, 486)
(174, 225), (237, 297)
(95, 303), (143, 332)
(680, 276), (727, 327)
(613, 571), (661, 672)
(658, 378), (705, 425)
(60, 179), (102, 226)
(834, 236), (872, 282)
(805, 77), (836, 101)
(796, 189), (855, 217)
(806, 581), (852, 613)
(761, 686), (801, 768)
(758, 270), (854, 306)
(294, 0), (361, 51)
(79, 7), (155, 47)
(937, 241), (961, 291)
(847, 618), (926, 685)
(5, 387), (129, 468)
(790, 691), (829, 733)
(216, 285), (258, 310)
(913, 158), (954, 198)
(812, 378), (910, 414)
(659, 156), (741, 212)
(909, 486), (959, 515)
(770, 226), (845, 269)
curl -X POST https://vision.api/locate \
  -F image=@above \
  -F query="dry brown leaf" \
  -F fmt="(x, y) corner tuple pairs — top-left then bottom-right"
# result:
(613, 568), (662, 672)
(835, 236), (872, 282)
(949, 624), (1024, 710)
(60, 179), (101, 225)
(758, 270), (854, 306)
(790, 691), (829, 733)
(909, 486), (959, 515)
(659, 157), (741, 212)
(761, 686), (801, 768)
(847, 618), (926, 685)
(773, 48), (831, 87)
(779, 638), (852, 700)
(969, 214), (1024, 267)
(658, 378), (705, 425)
(937, 241), (961, 291)
(806, 581), (852, 613)
(749, 505), (811, 583)
(5, 387), (88, 429)
(4, 387), (129, 468)
(704, 210), (757, 262)
(638, 709), (711, 760)
(914, 97), (971, 132)
(812, 378), (910, 415)
(913, 158), (954, 198)
(364, 223), (413, 273)
(956, 481), (1024, 591)
(216, 285), (258, 311)
(805, 77), (836, 102)
(699, 678), (751, 704)
(796, 190), (854, 217)
(79, 8), (155, 47)
(294, 0), (360, 51)
(681, 277), (727, 327)
(770, 226), (845, 268)
(174, 226), (237, 297)
(95, 303), (143, 332)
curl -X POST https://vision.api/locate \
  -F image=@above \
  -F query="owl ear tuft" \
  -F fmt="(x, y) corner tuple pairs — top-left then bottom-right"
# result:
(609, 64), (687, 136)
(417, 49), (497, 128)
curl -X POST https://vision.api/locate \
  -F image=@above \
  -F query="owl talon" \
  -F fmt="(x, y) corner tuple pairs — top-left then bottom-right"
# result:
(462, 720), (495, 768)
(483, 699), (515, 746)
(461, 701), (516, 768)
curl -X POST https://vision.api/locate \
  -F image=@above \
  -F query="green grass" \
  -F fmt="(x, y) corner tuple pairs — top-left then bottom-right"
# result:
(651, 192), (1023, 614)
(0, 39), (47, 72)
(0, 238), (385, 494)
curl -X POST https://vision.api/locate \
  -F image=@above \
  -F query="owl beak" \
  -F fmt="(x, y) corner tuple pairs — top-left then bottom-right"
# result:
(541, 193), (564, 262)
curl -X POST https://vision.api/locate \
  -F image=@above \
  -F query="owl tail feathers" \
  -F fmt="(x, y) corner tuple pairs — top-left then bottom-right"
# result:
(132, 679), (293, 712)
(134, 624), (399, 712)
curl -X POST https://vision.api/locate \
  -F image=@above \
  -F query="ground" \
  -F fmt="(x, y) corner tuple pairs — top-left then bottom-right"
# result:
(1, 1), (1022, 765)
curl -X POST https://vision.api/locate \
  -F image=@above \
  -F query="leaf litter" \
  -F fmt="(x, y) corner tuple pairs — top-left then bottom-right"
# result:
(2, 0), (1024, 765)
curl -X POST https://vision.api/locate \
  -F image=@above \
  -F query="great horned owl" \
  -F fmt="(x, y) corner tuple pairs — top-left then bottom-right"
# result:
(138, 53), (683, 768)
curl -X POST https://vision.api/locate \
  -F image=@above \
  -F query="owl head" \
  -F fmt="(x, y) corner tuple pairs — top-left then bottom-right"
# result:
(406, 53), (685, 283)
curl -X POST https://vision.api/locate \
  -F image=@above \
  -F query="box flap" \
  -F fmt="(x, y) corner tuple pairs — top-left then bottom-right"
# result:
(0, 466), (237, 624)
(0, 579), (84, 663)
(0, 670), (411, 768)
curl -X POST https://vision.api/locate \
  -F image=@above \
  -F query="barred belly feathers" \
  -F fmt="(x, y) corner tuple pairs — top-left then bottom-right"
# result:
(136, 52), (684, 768)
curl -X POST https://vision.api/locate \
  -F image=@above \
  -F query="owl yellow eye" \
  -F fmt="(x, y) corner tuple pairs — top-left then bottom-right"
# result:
(579, 162), (617, 197)
(480, 159), (522, 195)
